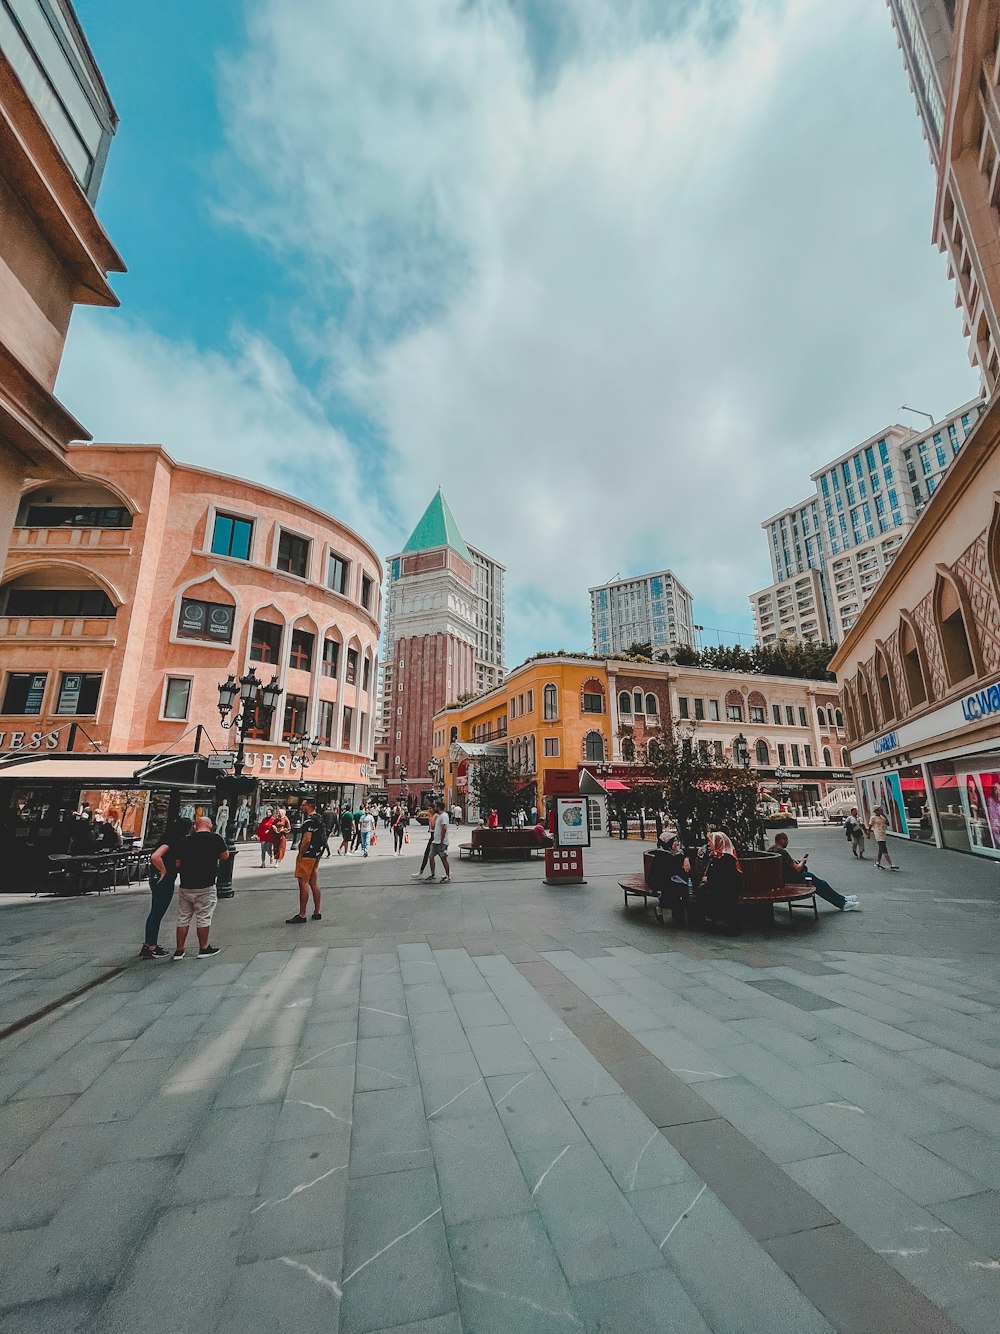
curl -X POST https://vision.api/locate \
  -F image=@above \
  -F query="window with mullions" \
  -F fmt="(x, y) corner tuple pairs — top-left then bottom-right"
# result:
(277, 531), (310, 579)
(177, 597), (234, 642)
(282, 694), (309, 741)
(289, 629), (315, 672)
(363, 657), (371, 691)
(361, 574), (373, 610)
(162, 677), (191, 721)
(55, 672), (102, 715)
(4, 588), (115, 617)
(341, 705), (354, 749)
(726, 704), (743, 723)
(321, 638), (340, 678)
(346, 649), (358, 685)
(250, 619), (281, 663)
(2, 672), (47, 715)
(24, 505), (131, 529)
(317, 700), (335, 747)
(211, 513), (253, 560)
(327, 553), (349, 594)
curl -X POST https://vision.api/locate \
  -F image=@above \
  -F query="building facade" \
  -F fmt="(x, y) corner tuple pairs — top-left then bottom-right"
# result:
(887, 0), (1000, 389)
(434, 656), (849, 827)
(0, 0), (125, 562)
(753, 403), (981, 645)
(0, 444), (381, 805)
(590, 570), (694, 656)
(377, 491), (504, 798)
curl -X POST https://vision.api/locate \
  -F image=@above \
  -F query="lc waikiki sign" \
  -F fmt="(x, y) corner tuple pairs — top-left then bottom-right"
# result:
(962, 684), (1000, 723)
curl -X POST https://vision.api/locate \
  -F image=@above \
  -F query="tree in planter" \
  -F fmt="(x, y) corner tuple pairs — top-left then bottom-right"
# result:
(647, 723), (764, 852)
(469, 753), (528, 827)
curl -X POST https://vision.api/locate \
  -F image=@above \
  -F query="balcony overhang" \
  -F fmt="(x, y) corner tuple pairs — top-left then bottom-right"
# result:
(0, 339), (90, 469)
(0, 50), (125, 306)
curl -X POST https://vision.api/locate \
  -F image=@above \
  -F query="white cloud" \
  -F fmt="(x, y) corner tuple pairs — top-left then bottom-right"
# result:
(56, 318), (396, 558)
(61, 0), (981, 664)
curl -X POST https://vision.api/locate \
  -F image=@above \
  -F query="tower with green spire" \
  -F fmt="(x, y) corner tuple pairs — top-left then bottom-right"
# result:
(379, 491), (479, 795)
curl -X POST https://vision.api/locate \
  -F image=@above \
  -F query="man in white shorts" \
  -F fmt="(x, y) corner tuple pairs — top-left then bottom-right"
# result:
(174, 815), (228, 958)
(428, 800), (451, 883)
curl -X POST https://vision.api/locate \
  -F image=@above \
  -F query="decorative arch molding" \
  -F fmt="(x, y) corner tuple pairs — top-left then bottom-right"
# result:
(0, 559), (126, 607)
(21, 468), (142, 517)
(986, 492), (1000, 608)
(855, 664), (876, 737)
(725, 688), (743, 707)
(897, 609), (930, 710)
(747, 690), (766, 710)
(175, 566), (240, 607)
(933, 563), (983, 685)
(583, 729), (607, 762)
(754, 738), (770, 766)
(874, 638), (900, 724)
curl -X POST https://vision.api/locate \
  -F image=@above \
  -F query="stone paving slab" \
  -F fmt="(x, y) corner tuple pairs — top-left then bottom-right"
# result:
(1, 830), (999, 1331)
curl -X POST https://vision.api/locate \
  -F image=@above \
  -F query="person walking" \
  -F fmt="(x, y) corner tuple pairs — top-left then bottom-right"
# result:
(173, 816), (228, 959)
(286, 797), (327, 923)
(428, 799), (452, 883)
(322, 803), (337, 857)
(140, 816), (192, 958)
(845, 808), (866, 859)
(256, 809), (275, 866)
(338, 806), (354, 855)
(412, 812), (437, 880)
(350, 807), (363, 853)
(769, 834), (861, 911)
(391, 803), (407, 854)
(869, 808), (899, 870)
(271, 807), (291, 863)
(358, 805), (376, 857)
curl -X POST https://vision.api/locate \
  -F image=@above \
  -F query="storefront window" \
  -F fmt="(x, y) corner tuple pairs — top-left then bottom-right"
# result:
(929, 757), (1000, 859)
(896, 764), (934, 843)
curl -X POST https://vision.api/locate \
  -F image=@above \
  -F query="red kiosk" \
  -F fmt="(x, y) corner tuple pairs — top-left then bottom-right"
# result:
(543, 769), (588, 885)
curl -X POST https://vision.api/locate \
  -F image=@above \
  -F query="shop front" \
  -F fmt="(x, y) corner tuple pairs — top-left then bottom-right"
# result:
(849, 679), (1000, 859)
(0, 752), (218, 891)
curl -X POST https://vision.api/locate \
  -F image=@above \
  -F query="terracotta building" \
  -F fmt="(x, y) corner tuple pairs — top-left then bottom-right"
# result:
(0, 2), (124, 558)
(831, 3), (1000, 858)
(0, 444), (381, 807)
(434, 656), (849, 828)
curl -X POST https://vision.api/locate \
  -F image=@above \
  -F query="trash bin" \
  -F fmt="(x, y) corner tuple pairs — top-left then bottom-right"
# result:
(216, 838), (238, 898)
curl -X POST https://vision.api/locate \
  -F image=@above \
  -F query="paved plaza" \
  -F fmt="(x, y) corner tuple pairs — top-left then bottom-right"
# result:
(0, 827), (999, 1332)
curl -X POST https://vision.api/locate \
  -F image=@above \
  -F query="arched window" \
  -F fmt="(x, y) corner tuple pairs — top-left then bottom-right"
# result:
(725, 689), (743, 722)
(935, 570), (977, 687)
(899, 617), (927, 709)
(857, 671), (875, 735)
(584, 731), (606, 761)
(618, 691), (632, 715)
(822, 746), (832, 767)
(621, 737), (635, 762)
(633, 689), (644, 714)
(450, 726), (458, 744)
(1, 568), (118, 619)
(835, 708), (844, 729)
(843, 692), (858, 741)
(647, 738), (661, 763)
(645, 693), (658, 716)
(875, 645), (896, 723)
(582, 678), (605, 714)
(755, 739), (769, 765)
(817, 707), (827, 728)
(543, 683), (558, 720)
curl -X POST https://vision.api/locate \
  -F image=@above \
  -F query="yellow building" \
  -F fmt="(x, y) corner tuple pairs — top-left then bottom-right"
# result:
(432, 655), (613, 820)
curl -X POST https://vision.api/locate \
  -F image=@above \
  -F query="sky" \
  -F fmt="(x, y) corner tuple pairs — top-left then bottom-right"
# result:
(62, 0), (980, 665)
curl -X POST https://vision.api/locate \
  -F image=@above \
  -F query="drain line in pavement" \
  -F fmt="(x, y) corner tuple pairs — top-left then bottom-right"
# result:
(0, 964), (126, 1043)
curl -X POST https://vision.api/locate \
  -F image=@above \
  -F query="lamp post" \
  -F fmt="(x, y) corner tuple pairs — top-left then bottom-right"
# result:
(734, 733), (751, 770)
(216, 667), (282, 896)
(289, 732), (320, 790)
(774, 764), (789, 805)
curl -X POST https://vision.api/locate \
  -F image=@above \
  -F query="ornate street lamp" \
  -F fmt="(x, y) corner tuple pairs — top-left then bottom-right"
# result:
(217, 666), (282, 778)
(289, 732), (320, 789)
(774, 764), (789, 804)
(734, 733), (751, 769)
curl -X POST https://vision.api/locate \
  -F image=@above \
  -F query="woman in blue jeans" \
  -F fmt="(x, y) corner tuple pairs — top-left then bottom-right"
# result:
(140, 817), (192, 959)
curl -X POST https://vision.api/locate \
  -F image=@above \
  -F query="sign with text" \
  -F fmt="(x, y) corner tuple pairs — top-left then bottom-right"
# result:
(555, 796), (590, 847)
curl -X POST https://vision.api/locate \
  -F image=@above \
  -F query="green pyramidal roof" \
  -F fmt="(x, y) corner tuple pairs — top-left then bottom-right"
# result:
(402, 489), (473, 564)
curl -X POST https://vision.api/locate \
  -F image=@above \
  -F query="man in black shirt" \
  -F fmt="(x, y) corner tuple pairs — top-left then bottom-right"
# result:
(173, 816), (228, 958)
(286, 798), (326, 924)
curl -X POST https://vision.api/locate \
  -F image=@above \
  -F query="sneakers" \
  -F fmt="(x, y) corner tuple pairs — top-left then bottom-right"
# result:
(842, 896), (861, 912)
(312, 911), (322, 921)
(411, 873), (425, 880)
(285, 914), (307, 924)
(426, 875), (437, 882)
(173, 950), (185, 960)
(139, 944), (156, 960)
(198, 944), (221, 958)
(442, 875), (451, 883)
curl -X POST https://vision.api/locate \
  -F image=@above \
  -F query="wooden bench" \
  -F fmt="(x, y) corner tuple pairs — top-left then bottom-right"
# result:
(620, 870), (817, 921)
(459, 829), (550, 860)
(619, 873), (656, 908)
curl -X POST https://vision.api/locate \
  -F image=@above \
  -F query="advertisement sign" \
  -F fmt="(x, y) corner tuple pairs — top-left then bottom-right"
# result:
(857, 773), (908, 837)
(555, 796), (590, 847)
(958, 769), (1000, 859)
(57, 674), (82, 714)
(24, 674), (46, 716)
(179, 598), (235, 641)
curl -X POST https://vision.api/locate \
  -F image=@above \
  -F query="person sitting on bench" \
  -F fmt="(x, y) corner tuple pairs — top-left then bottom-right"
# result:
(768, 834), (860, 912)
(649, 835), (690, 926)
(690, 832), (743, 933)
(532, 820), (554, 848)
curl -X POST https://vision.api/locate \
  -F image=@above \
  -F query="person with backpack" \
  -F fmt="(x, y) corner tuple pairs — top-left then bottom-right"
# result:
(286, 798), (327, 923)
(338, 805), (354, 854)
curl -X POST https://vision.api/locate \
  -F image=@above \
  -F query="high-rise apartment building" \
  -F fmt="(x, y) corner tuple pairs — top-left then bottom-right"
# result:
(752, 402), (982, 645)
(887, 1), (1000, 389)
(377, 491), (504, 795)
(589, 571), (694, 656)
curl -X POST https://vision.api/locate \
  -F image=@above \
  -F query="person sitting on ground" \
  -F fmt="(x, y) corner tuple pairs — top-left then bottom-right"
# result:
(691, 832), (743, 933)
(650, 834), (690, 926)
(769, 833), (860, 912)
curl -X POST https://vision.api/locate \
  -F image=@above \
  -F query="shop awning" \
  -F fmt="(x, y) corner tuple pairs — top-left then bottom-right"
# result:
(449, 741), (506, 761)
(579, 771), (631, 796)
(0, 752), (216, 790)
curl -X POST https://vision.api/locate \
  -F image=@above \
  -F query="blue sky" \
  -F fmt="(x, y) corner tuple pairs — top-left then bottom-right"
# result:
(61, 0), (981, 664)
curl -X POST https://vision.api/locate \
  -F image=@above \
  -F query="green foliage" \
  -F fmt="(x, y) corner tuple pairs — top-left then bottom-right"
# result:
(469, 754), (529, 826)
(665, 640), (836, 682)
(646, 723), (765, 852)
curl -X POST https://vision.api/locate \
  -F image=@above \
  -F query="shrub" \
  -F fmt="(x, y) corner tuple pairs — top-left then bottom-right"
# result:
(762, 814), (798, 829)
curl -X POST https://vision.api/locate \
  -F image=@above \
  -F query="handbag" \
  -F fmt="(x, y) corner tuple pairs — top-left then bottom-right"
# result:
(404, 831), (410, 844)
(371, 833), (378, 847)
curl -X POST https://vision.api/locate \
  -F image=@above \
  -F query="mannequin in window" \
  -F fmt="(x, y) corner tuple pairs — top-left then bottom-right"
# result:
(215, 802), (230, 837)
(234, 799), (250, 840)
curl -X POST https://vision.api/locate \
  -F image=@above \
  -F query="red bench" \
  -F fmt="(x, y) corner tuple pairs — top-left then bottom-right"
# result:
(459, 828), (549, 860)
